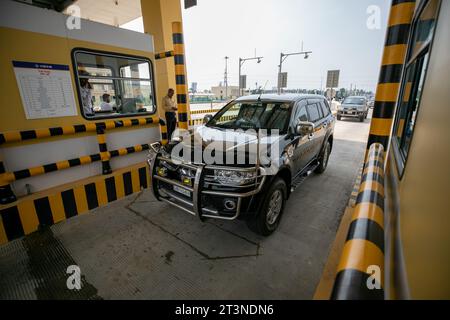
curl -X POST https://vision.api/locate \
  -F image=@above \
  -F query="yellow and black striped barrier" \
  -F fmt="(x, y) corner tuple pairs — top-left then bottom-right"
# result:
(190, 109), (221, 115)
(0, 163), (150, 244)
(0, 144), (151, 184)
(0, 116), (168, 204)
(189, 119), (205, 126)
(189, 115), (237, 127)
(331, 143), (385, 300)
(155, 50), (174, 60)
(172, 22), (190, 130)
(367, 0), (415, 151)
(0, 116), (160, 145)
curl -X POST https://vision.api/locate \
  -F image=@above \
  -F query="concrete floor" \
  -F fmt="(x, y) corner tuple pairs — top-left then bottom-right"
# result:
(0, 112), (371, 300)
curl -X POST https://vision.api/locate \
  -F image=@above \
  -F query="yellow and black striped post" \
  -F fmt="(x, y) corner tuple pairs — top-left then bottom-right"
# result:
(332, 143), (385, 300)
(172, 21), (190, 130)
(155, 50), (175, 60)
(0, 156), (16, 204)
(367, 0), (416, 152)
(96, 124), (112, 175)
(159, 118), (168, 145)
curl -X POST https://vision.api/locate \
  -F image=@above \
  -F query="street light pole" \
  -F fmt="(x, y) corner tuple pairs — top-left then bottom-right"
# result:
(238, 58), (242, 97)
(277, 53), (284, 95)
(224, 56), (229, 100)
(238, 55), (263, 97)
(277, 49), (312, 95)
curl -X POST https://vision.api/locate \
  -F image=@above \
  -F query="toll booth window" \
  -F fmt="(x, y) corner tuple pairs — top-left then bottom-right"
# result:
(74, 50), (156, 119)
(392, 0), (439, 175)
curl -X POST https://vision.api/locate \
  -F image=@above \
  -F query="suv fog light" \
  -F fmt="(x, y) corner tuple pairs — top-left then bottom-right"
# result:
(157, 167), (168, 177)
(181, 176), (192, 186)
(224, 199), (237, 211)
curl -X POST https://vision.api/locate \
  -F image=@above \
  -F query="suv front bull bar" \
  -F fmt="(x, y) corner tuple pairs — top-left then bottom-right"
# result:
(148, 153), (266, 221)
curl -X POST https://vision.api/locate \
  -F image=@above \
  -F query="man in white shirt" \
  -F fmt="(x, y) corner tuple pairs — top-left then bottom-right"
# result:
(162, 88), (178, 140)
(80, 78), (93, 116)
(100, 93), (113, 111)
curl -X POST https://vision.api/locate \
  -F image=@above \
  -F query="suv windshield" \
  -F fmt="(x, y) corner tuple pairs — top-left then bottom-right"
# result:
(207, 101), (292, 133)
(343, 97), (365, 105)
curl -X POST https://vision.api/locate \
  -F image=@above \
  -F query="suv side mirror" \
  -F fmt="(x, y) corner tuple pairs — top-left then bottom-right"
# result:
(203, 114), (213, 124)
(296, 121), (315, 136)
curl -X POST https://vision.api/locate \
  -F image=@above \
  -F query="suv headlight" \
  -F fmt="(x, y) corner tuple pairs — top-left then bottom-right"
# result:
(215, 169), (257, 186)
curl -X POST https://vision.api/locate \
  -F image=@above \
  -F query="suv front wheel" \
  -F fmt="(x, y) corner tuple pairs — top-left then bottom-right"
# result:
(247, 177), (287, 236)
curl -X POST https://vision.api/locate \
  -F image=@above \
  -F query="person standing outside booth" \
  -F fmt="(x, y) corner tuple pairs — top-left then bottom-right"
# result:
(162, 88), (178, 141)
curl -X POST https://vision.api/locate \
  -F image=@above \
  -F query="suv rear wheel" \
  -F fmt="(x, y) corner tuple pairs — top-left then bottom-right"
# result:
(247, 177), (287, 236)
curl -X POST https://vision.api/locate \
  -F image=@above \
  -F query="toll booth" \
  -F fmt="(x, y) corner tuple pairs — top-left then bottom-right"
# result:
(0, 1), (166, 244)
(330, 0), (450, 299)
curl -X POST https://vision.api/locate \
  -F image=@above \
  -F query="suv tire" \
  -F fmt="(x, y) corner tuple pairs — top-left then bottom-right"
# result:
(247, 177), (287, 236)
(359, 114), (364, 122)
(337, 115), (341, 120)
(315, 140), (331, 174)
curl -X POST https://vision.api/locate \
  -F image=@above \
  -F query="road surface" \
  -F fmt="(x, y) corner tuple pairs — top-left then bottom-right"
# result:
(0, 112), (372, 299)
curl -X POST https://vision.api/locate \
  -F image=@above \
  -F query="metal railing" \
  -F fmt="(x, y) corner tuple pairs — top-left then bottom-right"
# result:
(0, 116), (167, 204)
(331, 143), (385, 300)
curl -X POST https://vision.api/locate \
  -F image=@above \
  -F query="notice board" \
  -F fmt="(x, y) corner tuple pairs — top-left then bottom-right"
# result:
(13, 61), (78, 119)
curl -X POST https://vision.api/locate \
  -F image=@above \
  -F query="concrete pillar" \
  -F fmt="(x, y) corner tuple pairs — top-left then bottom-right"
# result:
(140, 0), (183, 120)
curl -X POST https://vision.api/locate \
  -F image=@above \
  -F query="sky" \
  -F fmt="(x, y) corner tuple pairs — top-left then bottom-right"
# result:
(122, 0), (391, 92)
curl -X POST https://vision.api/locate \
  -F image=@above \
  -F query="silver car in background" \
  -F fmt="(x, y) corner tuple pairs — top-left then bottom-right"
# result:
(337, 96), (368, 122)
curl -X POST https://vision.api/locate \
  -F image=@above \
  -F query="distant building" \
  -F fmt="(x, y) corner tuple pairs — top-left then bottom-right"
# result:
(211, 85), (239, 100)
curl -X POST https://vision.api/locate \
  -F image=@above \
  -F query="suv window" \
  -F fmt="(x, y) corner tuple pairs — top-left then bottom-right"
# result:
(307, 103), (321, 122)
(207, 101), (292, 133)
(297, 107), (308, 122)
(73, 50), (156, 120)
(320, 100), (331, 117)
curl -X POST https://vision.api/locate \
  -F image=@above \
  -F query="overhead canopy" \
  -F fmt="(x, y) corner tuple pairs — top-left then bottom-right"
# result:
(17, 0), (76, 12)
(65, 0), (142, 26)
(20, 0), (195, 27)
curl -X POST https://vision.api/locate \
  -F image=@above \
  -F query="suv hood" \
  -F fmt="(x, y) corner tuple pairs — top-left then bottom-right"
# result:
(167, 125), (284, 166)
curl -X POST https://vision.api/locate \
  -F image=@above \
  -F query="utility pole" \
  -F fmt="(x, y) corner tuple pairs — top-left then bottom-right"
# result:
(277, 45), (312, 95)
(224, 56), (229, 100)
(238, 55), (263, 97)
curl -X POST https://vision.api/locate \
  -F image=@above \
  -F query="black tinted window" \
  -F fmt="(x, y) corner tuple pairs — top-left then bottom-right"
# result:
(296, 106), (308, 122)
(320, 101), (331, 117)
(307, 103), (321, 122)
